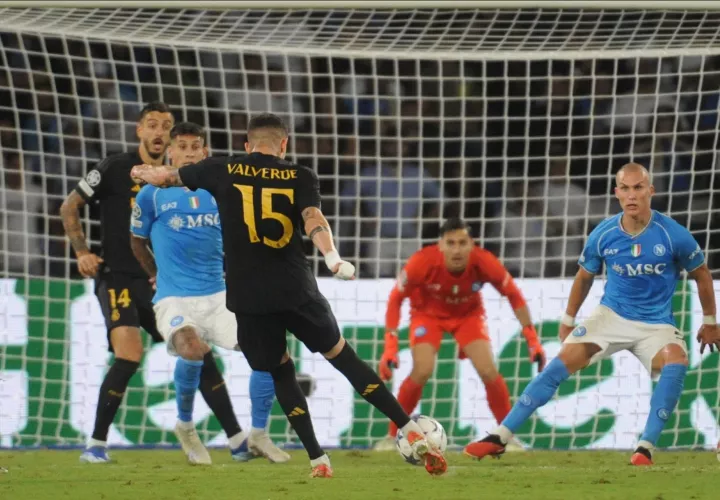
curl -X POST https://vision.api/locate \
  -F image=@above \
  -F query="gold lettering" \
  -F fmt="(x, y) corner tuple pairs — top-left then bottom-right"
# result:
(270, 169), (280, 180)
(261, 168), (269, 178)
(290, 169), (297, 179)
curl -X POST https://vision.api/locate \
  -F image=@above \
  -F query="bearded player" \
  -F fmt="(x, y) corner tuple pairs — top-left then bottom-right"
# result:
(374, 218), (546, 451)
(61, 102), (173, 462)
(465, 163), (720, 465)
(131, 122), (289, 464)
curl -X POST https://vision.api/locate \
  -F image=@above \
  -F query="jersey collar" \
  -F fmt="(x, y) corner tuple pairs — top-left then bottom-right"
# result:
(617, 210), (654, 238)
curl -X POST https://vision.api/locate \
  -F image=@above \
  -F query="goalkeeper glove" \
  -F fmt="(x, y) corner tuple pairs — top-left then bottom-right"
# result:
(379, 331), (399, 381)
(522, 325), (547, 372)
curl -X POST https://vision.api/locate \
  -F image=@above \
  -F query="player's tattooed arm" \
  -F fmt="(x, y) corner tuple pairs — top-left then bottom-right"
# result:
(302, 206), (334, 254)
(131, 165), (184, 187)
(59, 191), (90, 256)
(130, 235), (158, 279)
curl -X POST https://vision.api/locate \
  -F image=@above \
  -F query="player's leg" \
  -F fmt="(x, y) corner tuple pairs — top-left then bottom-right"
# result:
(153, 296), (213, 465)
(454, 317), (512, 425)
(246, 370), (291, 462)
(464, 307), (619, 460)
(196, 351), (251, 460)
(291, 298), (447, 476)
(375, 319), (439, 450)
(236, 311), (328, 477)
(630, 329), (689, 466)
(206, 296), (288, 463)
(170, 325), (214, 465)
(390, 343), (435, 431)
(375, 341), (435, 450)
(81, 276), (144, 463)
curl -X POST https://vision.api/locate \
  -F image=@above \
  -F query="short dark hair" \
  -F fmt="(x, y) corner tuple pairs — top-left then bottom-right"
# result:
(440, 218), (471, 236)
(138, 101), (172, 122)
(247, 113), (288, 136)
(170, 121), (206, 143)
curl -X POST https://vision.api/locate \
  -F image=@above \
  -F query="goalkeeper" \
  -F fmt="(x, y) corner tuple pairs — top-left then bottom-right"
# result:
(466, 163), (720, 465)
(130, 122), (289, 464)
(375, 218), (546, 451)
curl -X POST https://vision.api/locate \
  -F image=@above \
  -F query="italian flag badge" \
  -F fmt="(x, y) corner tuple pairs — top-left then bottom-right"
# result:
(189, 196), (200, 209)
(631, 244), (641, 257)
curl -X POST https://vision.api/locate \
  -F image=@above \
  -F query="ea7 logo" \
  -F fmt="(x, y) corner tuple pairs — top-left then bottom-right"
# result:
(603, 248), (619, 256)
(161, 202), (177, 211)
(626, 263), (667, 276)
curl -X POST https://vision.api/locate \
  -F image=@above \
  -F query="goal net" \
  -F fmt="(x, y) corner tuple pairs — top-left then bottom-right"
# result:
(1, 3), (719, 451)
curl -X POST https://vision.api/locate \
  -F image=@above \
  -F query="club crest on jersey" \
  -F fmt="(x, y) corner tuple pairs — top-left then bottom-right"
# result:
(630, 244), (641, 257)
(170, 316), (184, 327)
(653, 244), (666, 257)
(472, 282), (482, 292)
(414, 326), (427, 338)
(189, 196), (200, 209)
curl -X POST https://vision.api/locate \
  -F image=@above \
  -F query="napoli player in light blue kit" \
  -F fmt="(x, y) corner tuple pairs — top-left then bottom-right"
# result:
(466, 163), (720, 465)
(130, 122), (289, 465)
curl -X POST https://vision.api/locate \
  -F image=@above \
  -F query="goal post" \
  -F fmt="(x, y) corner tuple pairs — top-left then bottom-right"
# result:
(0, 2), (718, 450)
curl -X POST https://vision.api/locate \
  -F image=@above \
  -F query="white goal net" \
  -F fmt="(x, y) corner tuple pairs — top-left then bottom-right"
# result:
(0, 3), (719, 450)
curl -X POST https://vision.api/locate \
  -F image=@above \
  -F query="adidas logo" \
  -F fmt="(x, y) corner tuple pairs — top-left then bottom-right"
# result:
(362, 384), (379, 396)
(288, 407), (306, 417)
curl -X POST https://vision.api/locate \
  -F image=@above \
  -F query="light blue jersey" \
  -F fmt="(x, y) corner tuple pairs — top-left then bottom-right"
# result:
(131, 184), (225, 302)
(579, 210), (704, 326)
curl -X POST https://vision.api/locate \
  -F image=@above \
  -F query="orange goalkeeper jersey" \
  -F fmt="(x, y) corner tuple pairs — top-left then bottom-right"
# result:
(385, 244), (527, 330)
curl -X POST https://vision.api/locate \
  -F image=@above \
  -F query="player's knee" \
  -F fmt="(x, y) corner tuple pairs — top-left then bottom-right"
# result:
(558, 343), (601, 374)
(409, 362), (434, 385)
(322, 337), (346, 360)
(475, 365), (500, 383)
(173, 327), (208, 361)
(652, 344), (689, 372)
(110, 326), (144, 362)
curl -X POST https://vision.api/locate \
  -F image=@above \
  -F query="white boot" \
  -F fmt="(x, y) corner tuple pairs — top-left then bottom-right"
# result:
(174, 420), (212, 465)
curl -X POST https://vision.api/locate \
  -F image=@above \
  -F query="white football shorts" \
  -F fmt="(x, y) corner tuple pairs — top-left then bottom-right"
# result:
(153, 291), (239, 356)
(563, 304), (687, 373)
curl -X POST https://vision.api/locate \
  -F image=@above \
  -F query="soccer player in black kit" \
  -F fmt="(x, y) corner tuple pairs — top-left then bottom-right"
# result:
(131, 113), (448, 477)
(61, 103), (248, 463)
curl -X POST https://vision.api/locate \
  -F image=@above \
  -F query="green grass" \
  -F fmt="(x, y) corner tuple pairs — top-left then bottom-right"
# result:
(0, 449), (718, 500)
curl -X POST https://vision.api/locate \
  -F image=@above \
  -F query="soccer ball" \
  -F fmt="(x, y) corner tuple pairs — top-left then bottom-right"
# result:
(396, 415), (447, 465)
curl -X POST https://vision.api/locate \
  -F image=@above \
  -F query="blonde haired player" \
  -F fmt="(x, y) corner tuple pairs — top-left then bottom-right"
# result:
(131, 122), (289, 465)
(466, 163), (720, 465)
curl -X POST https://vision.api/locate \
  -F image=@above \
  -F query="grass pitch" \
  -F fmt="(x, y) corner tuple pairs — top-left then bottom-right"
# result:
(0, 449), (718, 500)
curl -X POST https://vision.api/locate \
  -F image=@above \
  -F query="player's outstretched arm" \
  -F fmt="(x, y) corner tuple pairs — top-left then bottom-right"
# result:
(130, 164), (184, 187)
(301, 206), (355, 280)
(59, 191), (104, 277)
(379, 285), (406, 381)
(130, 235), (157, 283)
(559, 267), (595, 341)
(689, 264), (720, 353)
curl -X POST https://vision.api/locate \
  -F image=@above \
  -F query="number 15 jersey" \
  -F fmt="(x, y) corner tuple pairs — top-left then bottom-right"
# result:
(178, 152), (321, 314)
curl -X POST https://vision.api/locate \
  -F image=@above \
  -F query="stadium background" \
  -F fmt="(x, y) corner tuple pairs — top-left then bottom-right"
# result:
(0, 6), (719, 451)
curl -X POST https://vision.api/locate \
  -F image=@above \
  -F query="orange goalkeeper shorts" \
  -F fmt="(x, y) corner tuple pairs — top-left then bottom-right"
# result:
(408, 313), (490, 351)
